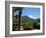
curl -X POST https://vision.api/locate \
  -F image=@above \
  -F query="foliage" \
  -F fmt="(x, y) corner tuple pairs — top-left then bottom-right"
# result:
(12, 16), (40, 31)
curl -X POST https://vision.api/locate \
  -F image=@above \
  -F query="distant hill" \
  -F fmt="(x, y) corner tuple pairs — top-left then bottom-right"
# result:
(13, 16), (35, 23)
(22, 16), (34, 23)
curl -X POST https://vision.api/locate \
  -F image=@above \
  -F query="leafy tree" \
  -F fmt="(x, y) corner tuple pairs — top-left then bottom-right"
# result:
(13, 7), (23, 30)
(33, 18), (40, 29)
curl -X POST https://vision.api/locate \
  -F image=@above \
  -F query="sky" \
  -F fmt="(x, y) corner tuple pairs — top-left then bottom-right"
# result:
(13, 7), (40, 19)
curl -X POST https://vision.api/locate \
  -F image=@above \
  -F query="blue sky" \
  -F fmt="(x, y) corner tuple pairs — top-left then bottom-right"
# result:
(13, 7), (40, 19)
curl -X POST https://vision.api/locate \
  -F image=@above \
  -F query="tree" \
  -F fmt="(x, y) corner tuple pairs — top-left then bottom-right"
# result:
(33, 18), (40, 29)
(13, 7), (23, 30)
(18, 8), (23, 30)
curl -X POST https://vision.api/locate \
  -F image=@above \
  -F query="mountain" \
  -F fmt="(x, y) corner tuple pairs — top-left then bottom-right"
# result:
(13, 16), (35, 23)
(22, 16), (34, 23)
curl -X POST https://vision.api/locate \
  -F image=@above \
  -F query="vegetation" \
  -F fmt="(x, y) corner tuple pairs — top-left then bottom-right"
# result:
(12, 16), (40, 31)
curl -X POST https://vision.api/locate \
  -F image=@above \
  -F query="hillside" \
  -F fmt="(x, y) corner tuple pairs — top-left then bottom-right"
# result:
(12, 16), (40, 31)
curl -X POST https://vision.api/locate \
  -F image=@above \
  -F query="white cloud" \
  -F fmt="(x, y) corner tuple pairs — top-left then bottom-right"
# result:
(28, 15), (37, 19)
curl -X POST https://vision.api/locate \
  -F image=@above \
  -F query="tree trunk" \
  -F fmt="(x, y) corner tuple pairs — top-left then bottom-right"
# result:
(18, 8), (23, 30)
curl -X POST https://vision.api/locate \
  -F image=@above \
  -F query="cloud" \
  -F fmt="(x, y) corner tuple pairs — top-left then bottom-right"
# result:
(28, 15), (37, 19)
